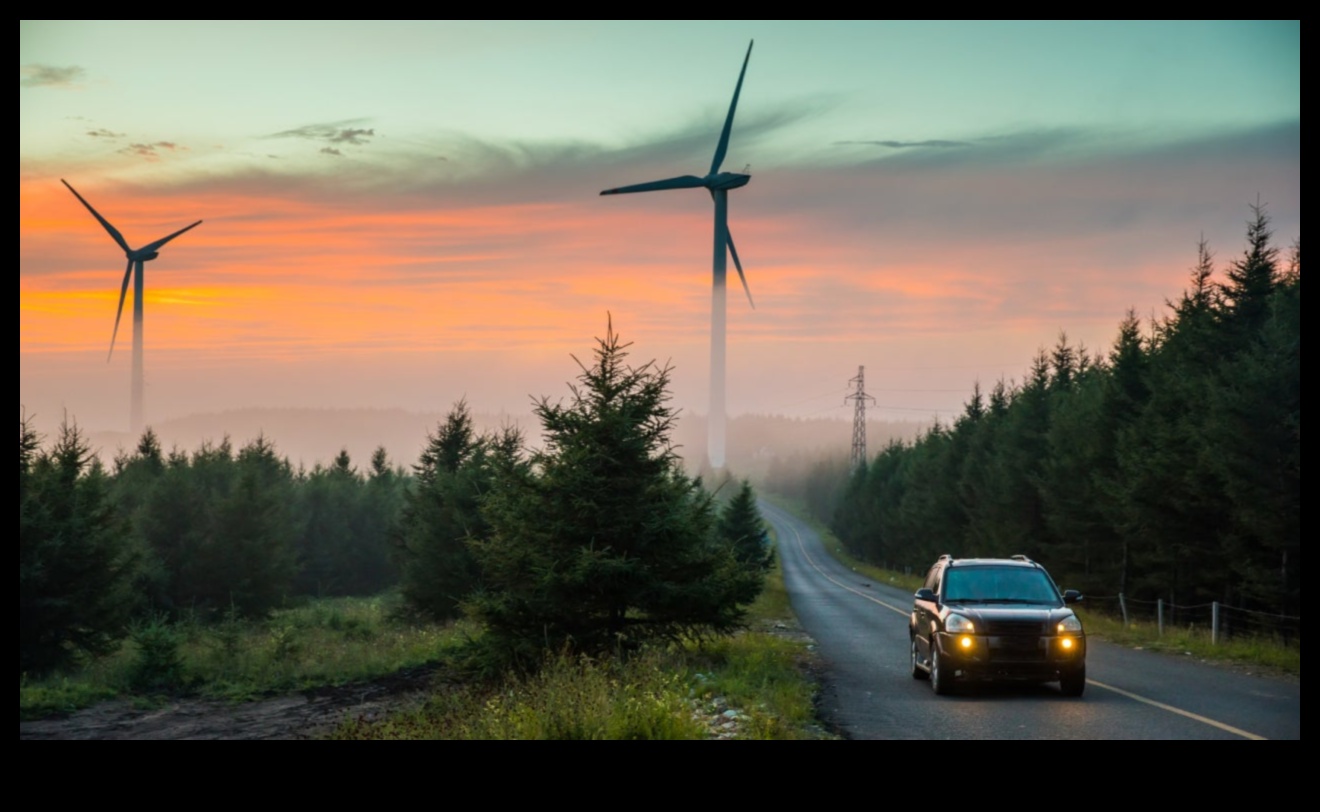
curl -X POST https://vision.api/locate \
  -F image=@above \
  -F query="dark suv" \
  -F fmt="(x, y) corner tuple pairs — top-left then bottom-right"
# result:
(909, 555), (1086, 696)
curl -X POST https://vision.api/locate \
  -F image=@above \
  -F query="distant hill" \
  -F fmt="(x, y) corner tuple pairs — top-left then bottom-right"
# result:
(80, 407), (927, 477)
(83, 408), (529, 474)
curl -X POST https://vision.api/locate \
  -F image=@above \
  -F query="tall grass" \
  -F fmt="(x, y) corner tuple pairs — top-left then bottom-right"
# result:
(327, 542), (833, 740)
(329, 649), (707, 740)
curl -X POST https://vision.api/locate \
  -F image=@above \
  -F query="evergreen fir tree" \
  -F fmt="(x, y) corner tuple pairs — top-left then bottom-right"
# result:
(20, 416), (139, 674)
(718, 480), (773, 572)
(466, 320), (762, 668)
(395, 400), (515, 620)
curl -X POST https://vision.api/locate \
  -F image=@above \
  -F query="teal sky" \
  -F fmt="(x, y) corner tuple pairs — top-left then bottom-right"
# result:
(21, 21), (1299, 174)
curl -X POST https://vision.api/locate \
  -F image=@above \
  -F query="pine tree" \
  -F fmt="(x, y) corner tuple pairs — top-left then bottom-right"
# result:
(718, 480), (773, 572)
(1221, 202), (1279, 335)
(466, 321), (762, 668)
(20, 416), (140, 675)
(395, 400), (515, 620)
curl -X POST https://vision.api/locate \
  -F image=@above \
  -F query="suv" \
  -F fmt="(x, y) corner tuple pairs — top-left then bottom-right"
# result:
(909, 555), (1086, 697)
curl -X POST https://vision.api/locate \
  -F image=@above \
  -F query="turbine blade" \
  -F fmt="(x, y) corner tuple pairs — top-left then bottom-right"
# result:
(140, 220), (203, 254)
(727, 228), (754, 309)
(62, 179), (131, 254)
(710, 40), (754, 176)
(600, 175), (706, 195)
(108, 259), (132, 362)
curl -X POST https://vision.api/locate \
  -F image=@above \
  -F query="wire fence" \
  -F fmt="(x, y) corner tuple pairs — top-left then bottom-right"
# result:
(1082, 594), (1301, 645)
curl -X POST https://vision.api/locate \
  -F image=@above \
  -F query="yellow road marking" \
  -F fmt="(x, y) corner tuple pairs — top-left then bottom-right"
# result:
(1085, 680), (1267, 740)
(762, 501), (1271, 741)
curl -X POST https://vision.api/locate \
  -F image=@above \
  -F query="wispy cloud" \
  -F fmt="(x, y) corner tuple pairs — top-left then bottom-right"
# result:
(328, 128), (374, 145)
(87, 128), (125, 139)
(118, 141), (180, 160)
(835, 129), (1100, 169)
(320, 147), (343, 157)
(20, 64), (85, 88)
(267, 120), (377, 147)
(836, 139), (970, 149)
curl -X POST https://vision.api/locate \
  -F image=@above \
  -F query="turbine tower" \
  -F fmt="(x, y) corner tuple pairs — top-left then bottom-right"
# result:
(601, 40), (756, 470)
(62, 180), (202, 435)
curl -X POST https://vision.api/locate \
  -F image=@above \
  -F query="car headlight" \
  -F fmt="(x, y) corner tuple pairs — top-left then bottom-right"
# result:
(1057, 614), (1083, 633)
(946, 613), (975, 634)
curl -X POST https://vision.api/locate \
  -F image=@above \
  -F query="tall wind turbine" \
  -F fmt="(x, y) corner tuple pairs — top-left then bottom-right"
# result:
(62, 179), (202, 435)
(601, 40), (756, 470)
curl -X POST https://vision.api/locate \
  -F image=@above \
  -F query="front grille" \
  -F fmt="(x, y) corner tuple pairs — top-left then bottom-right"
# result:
(983, 619), (1045, 635)
(987, 635), (1046, 662)
(984, 620), (1047, 663)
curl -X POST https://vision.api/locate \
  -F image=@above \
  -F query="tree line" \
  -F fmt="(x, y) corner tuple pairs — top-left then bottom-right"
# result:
(820, 208), (1298, 620)
(21, 322), (772, 676)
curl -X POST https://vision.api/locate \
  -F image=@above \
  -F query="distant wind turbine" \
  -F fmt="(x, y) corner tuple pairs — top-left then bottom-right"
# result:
(62, 179), (202, 435)
(601, 40), (756, 470)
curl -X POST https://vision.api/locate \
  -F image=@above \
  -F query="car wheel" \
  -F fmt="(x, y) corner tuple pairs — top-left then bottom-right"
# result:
(911, 637), (928, 680)
(930, 641), (952, 695)
(1060, 665), (1086, 697)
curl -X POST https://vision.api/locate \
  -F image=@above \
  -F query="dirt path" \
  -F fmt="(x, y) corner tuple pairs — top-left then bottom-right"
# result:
(19, 664), (441, 740)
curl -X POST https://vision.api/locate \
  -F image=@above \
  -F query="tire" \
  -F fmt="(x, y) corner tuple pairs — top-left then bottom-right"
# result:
(911, 637), (929, 680)
(930, 640), (952, 695)
(1060, 665), (1086, 697)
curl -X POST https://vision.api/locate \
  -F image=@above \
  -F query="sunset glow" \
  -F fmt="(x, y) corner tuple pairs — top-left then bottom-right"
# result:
(20, 21), (1300, 465)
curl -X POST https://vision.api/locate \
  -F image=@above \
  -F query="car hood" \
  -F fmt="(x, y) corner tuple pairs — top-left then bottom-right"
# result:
(946, 603), (1076, 630)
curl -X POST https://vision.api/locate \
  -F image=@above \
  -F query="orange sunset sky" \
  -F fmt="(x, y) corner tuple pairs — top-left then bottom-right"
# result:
(20, 21), (1301, 464)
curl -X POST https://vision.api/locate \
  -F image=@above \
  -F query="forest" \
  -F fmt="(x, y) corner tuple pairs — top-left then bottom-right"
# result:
(789, 209), (1299, 632)
(20, 324), (771, 677)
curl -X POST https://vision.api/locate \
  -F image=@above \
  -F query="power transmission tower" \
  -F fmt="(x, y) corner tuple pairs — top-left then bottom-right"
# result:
(845, 366), (875, 469)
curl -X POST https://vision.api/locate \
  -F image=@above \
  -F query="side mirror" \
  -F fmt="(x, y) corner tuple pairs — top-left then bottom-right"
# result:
(914, 588), (936, 603)
(1063, 589), (1083, 604)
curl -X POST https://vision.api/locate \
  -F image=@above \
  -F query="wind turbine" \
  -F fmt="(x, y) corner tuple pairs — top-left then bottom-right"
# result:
(600, 40), (755, 470)
(62, 179), (202, 435)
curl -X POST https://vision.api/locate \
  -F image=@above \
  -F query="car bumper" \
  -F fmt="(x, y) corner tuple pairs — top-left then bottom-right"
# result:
(934, 632), (1086, 681)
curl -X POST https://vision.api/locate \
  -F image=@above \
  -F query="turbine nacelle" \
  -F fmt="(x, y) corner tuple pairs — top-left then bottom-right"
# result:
(132, 250), (161, 262)
(705, 172), (750, 191)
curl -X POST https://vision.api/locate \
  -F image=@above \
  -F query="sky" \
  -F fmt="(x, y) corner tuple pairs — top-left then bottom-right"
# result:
(20, 20), (1301, 448)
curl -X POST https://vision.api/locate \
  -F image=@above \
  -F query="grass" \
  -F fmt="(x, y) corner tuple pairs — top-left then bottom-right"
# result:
(328, 648), (709, 740)
(763, 494), (1301, 678)
(20, 593), (466, 720)
(1075, 611), (1300, 676)
(325, 549), (833, 739)
(22, 556), (835, 738)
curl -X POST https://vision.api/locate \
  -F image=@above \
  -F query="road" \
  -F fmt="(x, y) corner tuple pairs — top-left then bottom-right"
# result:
(761, 500), (1302, 740)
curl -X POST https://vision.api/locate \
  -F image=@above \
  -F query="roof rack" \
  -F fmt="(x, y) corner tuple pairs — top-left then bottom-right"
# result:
(1010, 555), (1034, 563)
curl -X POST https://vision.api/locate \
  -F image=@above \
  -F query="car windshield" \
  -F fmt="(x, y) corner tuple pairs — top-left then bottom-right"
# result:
(943, 567), (1059, 605)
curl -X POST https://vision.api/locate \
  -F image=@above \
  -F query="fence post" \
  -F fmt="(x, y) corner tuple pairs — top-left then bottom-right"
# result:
(1212, 602), (1219, 645)
(1158, 599), (1164, 637)
(1119, 593), (1128, 628)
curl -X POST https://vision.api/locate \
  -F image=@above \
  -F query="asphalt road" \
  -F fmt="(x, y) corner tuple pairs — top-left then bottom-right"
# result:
(761, 500), (1302, 740)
